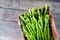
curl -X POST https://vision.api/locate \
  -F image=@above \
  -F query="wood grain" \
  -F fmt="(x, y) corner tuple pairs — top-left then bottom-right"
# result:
(0, 0), (60, 40)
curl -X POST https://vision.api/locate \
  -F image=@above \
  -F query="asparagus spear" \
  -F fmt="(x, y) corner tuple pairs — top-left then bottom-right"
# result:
(20, 4), (51, 40)
(44, 4), (50, 40)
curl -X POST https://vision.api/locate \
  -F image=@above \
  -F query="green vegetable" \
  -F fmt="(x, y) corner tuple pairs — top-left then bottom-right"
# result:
(20, 4), (51, 40)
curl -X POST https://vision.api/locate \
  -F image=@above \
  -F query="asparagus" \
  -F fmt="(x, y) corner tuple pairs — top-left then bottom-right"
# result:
(20, 4), (51, 40)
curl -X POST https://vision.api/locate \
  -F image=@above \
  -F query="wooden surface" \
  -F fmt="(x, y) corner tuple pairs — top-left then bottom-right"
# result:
(0, 0), (60, 40)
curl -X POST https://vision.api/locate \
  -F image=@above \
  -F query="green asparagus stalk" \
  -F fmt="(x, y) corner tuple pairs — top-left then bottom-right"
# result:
(44, 4), (50, 40)
(20, 4), (51, 40)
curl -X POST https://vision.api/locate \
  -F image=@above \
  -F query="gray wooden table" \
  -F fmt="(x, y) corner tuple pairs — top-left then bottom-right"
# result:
(0, 0), (60, 40)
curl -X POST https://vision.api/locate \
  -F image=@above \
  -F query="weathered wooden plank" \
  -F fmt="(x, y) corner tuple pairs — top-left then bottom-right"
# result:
(0, 21), (59, 40)
(0, 20), (59, 40)
(0, 21), (24, 40)
(0, 0), (53, 10)
(57, 29), (60, 39)
(0, 0), (60, 40)
(0, 8), (60, 25)
(0, 8), (4, 20)
(0, 8), (26, 21)
(52, 12), (60, 25)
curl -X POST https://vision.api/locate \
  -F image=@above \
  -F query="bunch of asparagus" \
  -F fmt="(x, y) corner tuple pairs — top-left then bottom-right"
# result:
(19, 4), (51, 40)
